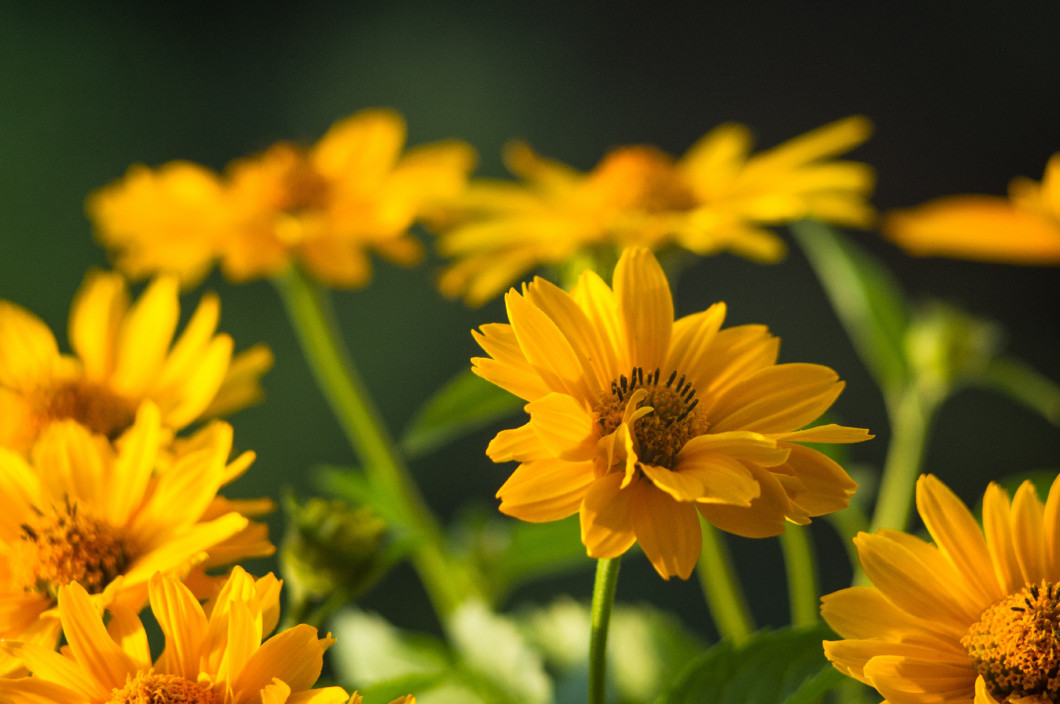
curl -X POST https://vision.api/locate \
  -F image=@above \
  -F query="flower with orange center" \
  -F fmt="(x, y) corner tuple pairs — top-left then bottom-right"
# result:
(884, 153), (1060, 265)
(0, 269), (272, 454)
(0, 402), (270, 676)
(0, 566), (363, 704)
(822, 474), (1060, 704)
(88, 109), (476, 289)
(437, 116), (874, 305)
(473, 247), (869, 579)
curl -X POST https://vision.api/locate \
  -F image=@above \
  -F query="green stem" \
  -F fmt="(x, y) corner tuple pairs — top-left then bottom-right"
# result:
(869, 390), (936, 534)
(779, 525), (819, 627)
(589, 557), (621, 704)
(272, 266), (473, 620)
(697, 516), (754, 642)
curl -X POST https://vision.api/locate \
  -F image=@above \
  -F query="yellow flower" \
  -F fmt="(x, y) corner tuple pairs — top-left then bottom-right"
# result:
(88, 109), (476, 289)
(0, 566), (350, 704)
(351, 696), (415, 704)
(0, 270), (272, 454)
(884, 153), (1060, 265)
(473, 247), (869, 579)
(822, 474), (1060, 704)
(438, 116), (874, 305)
(0, 403), (270, 675)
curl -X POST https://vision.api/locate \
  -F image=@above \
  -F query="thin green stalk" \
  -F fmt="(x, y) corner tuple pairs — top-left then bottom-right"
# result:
(869, 390), (936, 534)
(272, 266), (474, 619)
(697, 516), (754, 642)
(589, 557), (621, 704)
(779, 525), (819, 627)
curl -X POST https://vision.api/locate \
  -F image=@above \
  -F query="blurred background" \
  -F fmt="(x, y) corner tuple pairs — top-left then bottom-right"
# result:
(2, 0), (1058, 645)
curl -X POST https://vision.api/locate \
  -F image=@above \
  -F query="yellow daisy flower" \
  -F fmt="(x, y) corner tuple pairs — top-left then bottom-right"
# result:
(438, 116), (874, 305)
(884, 153), (1060, 265)
(0, 566), (351, 704)
(822, 473), (1060, 704)
(0, 402), (268, 675)
(473, 247), (869, 579)
(88, 108), (476, 289)
(0, 269), (272, 454)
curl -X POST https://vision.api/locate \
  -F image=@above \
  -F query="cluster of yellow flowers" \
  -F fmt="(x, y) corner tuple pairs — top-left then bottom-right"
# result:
(2, 105), (1058, 704)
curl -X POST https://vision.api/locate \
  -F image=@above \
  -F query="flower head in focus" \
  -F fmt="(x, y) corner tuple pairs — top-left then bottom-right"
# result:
(89, 109), (476, 289)
(438, 116), (874, 305)
(822, 474), (1060, 704)
(0, 566), (351, 704)
(473, 247), (869, 579)
(884, 153), (1060, 264)
(0, 270), (272, 454)
(0, 403), (269, 674)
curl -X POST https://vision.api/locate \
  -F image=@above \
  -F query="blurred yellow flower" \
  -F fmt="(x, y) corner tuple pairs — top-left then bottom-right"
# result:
(89, 109), (476, 289)
(822, 474), (1060, 704)
(0, 566), (349, 704)
(438, 116), (874, 305)
(0, 270), (271, 454)
(473, 247), (868, 579)
(0, 403), (269, 675)
(884, 153), (1060, 264)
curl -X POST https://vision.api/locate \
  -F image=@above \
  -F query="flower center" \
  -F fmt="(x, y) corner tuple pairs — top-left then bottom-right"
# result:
(961, 579), (1060, 703)
(107, 672), (220, 704)
(12, 499), (131, 599)
(584, 146), (698, 214)
(595, 366), (707, 469)
(30, 380), (137, 441)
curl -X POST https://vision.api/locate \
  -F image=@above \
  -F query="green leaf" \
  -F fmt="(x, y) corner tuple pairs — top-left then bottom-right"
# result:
(329, 608), (451, 689)
(449, 601), (554, 704)
(400, 368), (525, 458)
(653, 624), (844, 704)
(791, 220), (911, 398)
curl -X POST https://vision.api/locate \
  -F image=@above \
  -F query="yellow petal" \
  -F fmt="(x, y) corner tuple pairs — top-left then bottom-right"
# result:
(312, 109), (405, 183)
(0, 677), (83, 704)
(774, 424), (873, 444)
(124, 513), (248, 586)
(112, 276), (181, 396)
(261, 678), (293, 704)
(853, 532), (978, 627)
(486, 422), (552, 463)
(580, 473), (637, 559)
(643, 453), (758, 506)
(665, 303), (727, 381)
(1010, 480), (1046, 584)
(0, 301), (59, 390)
(915, 475), (1003, 605)
(526, 392), (597, 461)
(679, 122), (752, 199)
(686, 325), (778, 408)
(471, 323), (550, 401)
(234, 625), (331, 700)
(496, 458), (595, 523)
(778, 445), (857, 518)
(150, 573), (207, 679)
(629, 483), (700, 580)
(105, 604), (151, 668)
(613, 248), (672, 372)
(982, 482), (1022, 596)
(696, 463), (791, 538)
(524, 276), (617, 393)
(505, 290), (593, 402)
(884, 195), (1060, 264)
(708, 363), (843, 434)
(68, 270), (128, 382)
(821, 586), (953, 643)
(569, 269), (624, 370)
(865, 653), (976, 704)
(106, 402), (162, 526)
(57, 582), (138, 692)
(679, 431), (789, 466)
(1045, 473), (1060, 579)
(202, 343), (274, 418)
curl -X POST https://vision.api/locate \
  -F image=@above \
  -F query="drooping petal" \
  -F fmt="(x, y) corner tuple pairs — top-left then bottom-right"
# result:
(629, 483), (700, 579)
(580, 473), (637, 559)
(642, 453), (758, 506)
(696, 463), (792, 538)
(778, 445), (858, 519)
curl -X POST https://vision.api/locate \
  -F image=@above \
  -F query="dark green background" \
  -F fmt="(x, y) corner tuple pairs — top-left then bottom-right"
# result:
(2, 2), (1059, 637)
